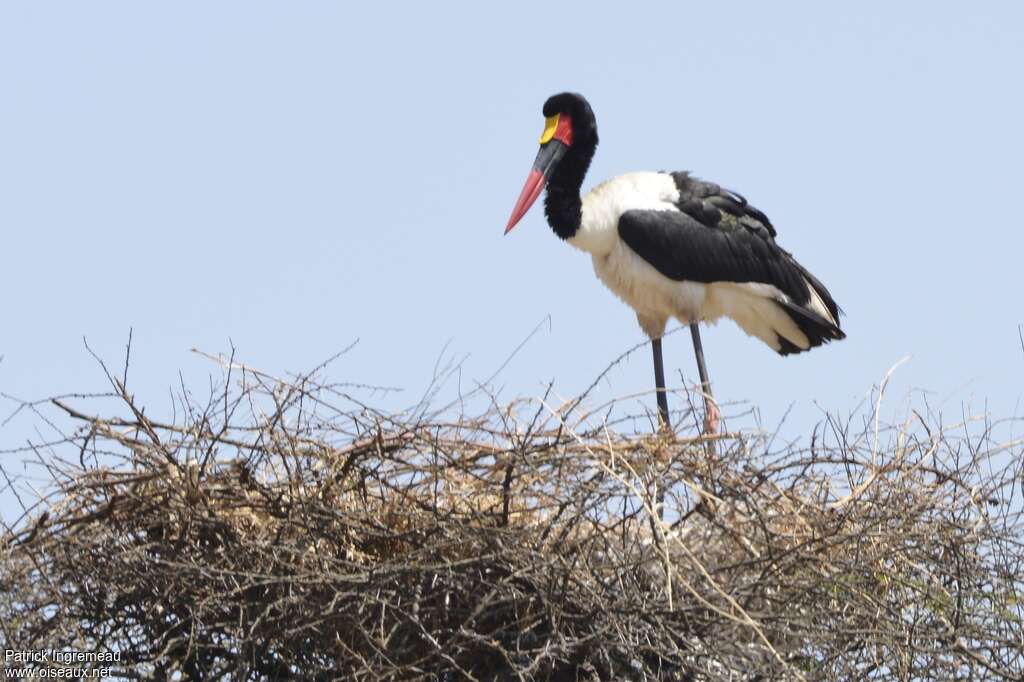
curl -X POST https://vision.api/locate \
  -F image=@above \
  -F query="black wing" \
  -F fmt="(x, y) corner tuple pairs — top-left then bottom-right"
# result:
(618, 172), (841, 322)
(669, 171), (777, 240)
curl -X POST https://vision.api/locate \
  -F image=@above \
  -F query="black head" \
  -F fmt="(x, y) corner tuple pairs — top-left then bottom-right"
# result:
(542, 92), (598, 148)
(505, 92), (600, 235)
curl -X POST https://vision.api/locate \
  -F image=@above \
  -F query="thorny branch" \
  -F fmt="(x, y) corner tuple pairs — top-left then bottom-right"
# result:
(1, 349), (1022, 680)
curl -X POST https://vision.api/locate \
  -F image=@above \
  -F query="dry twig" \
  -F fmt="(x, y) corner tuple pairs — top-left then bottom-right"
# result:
(1, 351), (1022, 680)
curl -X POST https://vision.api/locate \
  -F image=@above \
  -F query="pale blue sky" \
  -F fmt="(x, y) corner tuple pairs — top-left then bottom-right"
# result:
(2, 2), (1023, 513)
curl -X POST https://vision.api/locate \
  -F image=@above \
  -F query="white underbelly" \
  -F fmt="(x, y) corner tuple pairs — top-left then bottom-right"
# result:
(591, 241), (708, 325)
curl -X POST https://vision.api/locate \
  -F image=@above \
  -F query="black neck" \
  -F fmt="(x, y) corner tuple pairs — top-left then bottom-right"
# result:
(543, 135), (597, 240)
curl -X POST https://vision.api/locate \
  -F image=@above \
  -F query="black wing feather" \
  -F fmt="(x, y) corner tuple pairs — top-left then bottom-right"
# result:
(670, 171), (777, 239)
(618, 172), (842, 323)
(618, 208), (810, 304)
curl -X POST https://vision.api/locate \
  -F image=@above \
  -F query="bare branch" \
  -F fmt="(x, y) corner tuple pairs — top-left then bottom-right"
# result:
(1, 349), (1021, 680)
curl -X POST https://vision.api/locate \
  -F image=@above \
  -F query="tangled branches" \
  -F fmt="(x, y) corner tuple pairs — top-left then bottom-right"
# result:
(1, 350), (1022, 680)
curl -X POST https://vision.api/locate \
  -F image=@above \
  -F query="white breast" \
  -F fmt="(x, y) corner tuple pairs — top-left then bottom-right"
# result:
(570, 171), (680, 256)
(568, 172), (706, 336)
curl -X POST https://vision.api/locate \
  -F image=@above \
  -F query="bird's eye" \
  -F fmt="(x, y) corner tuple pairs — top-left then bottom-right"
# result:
(539, 114), (573, 146)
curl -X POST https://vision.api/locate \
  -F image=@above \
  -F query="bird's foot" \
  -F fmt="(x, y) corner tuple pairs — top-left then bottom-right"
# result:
(702, 398), (720, 436)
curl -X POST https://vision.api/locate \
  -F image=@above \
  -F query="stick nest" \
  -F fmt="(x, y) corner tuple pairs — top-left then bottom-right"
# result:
(1, 352), (1022, 680)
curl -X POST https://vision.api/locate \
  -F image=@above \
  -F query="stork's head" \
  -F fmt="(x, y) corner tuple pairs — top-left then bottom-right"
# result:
(505, 92), (598, 234)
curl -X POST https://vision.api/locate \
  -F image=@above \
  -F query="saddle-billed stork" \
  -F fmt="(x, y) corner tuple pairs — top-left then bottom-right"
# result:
(505, 92), (844, 434)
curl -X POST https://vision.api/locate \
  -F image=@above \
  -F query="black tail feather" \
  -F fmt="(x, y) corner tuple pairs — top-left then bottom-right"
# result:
(775, 299), (846, 356)
(787, 255), (844, 322)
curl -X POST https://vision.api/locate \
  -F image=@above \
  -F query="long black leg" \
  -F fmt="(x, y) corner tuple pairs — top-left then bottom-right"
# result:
(689, 322), (719, 442)
(689, 322), (712, 401)
(651, 336), (671, 521)
(652, 337), (670, 431)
